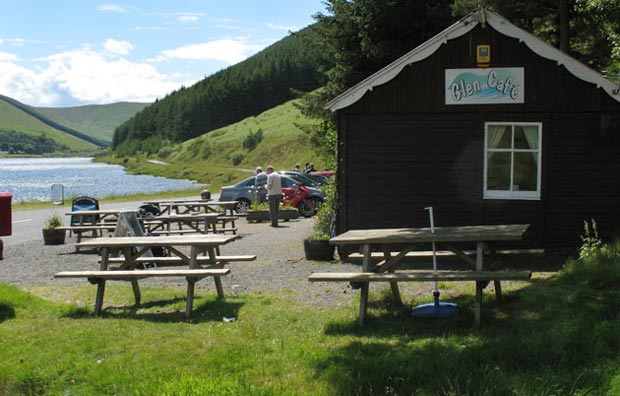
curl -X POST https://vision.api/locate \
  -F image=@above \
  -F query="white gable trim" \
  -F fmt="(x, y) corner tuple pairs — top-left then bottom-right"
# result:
(326, 8), (620, 112)
(485, 10), (619, 102)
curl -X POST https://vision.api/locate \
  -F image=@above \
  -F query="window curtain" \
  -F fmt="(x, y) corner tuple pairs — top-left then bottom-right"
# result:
(487, 125), (507, 161)
(522, 125), (539, 161)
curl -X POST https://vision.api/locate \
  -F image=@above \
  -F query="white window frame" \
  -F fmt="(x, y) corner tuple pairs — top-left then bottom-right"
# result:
(483, 122), (542, 200)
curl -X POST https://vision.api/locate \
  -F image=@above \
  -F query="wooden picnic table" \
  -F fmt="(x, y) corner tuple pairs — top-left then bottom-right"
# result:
(60, 209), (126, 246)
(65, 209), (123, 225)
(310, 224), (531, 325)
(56, 234), (242, 318)
(143, 212), (220, 235)
(148, 200), (237, 216)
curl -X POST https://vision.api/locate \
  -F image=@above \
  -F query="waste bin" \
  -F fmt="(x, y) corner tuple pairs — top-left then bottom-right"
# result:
(0, 192), (12, 236)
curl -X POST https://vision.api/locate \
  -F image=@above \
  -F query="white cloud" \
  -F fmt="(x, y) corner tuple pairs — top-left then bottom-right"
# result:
(2, 38), (26, 47)
(98, 4), (128, 13)
(176, 12), (206, 23)
(0, 48), (191, 106)
(178, 15), (200, 23)
(0, 52), (18, 62)
(104, 39), (134, 56)
(155, 39), (262, 64)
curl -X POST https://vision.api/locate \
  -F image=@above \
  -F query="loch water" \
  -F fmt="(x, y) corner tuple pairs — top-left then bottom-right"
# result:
(0, 157), (202, 204)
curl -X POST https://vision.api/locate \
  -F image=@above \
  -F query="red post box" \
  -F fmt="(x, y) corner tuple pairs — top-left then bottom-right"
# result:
(0, 192), (13, 236)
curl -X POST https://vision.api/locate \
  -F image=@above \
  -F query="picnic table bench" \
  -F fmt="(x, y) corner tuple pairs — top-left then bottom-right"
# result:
(54, 234), (247, 318)
(309, 224), (532, 325)
(101, 254), (256, 266)
(62, 209), (123, 248)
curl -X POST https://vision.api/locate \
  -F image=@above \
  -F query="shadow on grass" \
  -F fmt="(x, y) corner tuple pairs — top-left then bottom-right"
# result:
(313, 275), (620, 395)
(0, 302), (16, 322)
(63, 296), (245, 324)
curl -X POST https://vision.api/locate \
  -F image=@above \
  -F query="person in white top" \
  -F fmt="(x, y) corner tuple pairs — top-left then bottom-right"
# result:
(265, 165), (282, 227)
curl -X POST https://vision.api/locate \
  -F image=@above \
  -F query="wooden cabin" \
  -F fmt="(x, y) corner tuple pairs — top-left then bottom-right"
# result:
(326, 8), (620, 250)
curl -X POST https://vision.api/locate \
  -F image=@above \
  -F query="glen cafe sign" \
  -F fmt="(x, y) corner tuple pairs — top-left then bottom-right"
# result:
(445, 67), (524, 105)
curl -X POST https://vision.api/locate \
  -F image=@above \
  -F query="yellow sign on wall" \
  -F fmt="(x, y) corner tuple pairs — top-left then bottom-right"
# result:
(477, 45), (491, 66)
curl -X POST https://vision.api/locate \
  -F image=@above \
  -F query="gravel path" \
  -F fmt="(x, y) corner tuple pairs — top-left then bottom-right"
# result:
(0, 216), (362, 307)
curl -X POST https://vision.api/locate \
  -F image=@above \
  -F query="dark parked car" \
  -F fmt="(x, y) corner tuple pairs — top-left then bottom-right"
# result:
(277, 171), (324, 188)
(219, 175), (325, 214)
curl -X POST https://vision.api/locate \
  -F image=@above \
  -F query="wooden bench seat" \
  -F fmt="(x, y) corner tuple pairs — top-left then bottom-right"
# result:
(150, 229), (202, 236)
(57, 225), (117, 248)
(55, 268), (230, 280)
(213, 227), (238, 234)
(309, 270), (532, 325)
(57, 225), (116, 232)
(54, 268), (231, 318)
(100, 255), (257, 265)
(347, 249), (544, 260)
(308, 270), (531, 282)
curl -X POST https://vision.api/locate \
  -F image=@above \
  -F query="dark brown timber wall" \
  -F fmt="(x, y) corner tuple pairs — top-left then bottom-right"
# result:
(335, 24), (620, 249)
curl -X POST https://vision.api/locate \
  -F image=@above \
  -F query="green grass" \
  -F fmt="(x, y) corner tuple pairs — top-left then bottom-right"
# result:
(33, 102), (149, 144)
(1, 249), (619, 395)
(101, 98), (325, 189)
(0, 99), (98, 152)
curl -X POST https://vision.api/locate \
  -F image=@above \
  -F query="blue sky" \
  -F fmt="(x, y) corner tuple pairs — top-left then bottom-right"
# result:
(0, 1), (325, 107)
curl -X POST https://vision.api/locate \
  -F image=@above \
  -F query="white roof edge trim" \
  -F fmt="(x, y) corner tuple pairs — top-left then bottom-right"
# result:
(325, 12), (480, 112)
(484, 9), (620, 104)
(326, 8), (620, 112)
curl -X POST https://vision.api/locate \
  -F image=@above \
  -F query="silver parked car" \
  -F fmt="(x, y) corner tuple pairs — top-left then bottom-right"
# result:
(219, 175), (325, 214)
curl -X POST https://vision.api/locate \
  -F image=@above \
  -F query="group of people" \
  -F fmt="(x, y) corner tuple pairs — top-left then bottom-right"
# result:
(254, 166), (282, 227)
(254, 161), (318, 227)
(292, 162), (316, 173)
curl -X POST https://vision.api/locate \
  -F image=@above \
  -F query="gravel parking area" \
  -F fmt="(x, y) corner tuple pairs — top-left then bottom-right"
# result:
(0, 216), (362, 307)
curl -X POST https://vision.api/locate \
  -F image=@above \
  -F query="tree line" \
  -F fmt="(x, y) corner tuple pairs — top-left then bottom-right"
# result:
(299, 0), (620, 160)
(0, 130), (69, 154)
(112, 26), (323, 155)
(112, 1), (620, 158)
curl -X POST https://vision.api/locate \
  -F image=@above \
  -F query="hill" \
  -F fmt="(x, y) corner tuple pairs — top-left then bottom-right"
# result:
(32, 102), (150, 144)
(0, 97), (100, 154)
(112, 25), (323, 156)
(103, 97), (324, 189)
(0, 95), (150, 154)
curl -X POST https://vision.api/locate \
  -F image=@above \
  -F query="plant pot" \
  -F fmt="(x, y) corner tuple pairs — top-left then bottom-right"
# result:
(304, 238), (335, 261)
(246, 209), (299, 223)
(42, 228), (66, 245)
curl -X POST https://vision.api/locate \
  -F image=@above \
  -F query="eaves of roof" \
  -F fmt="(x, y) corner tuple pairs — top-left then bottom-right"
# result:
(325, 7), (620, 112)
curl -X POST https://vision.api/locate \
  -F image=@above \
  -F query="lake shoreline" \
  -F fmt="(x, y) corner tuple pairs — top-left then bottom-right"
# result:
(1, 157), (204, 206)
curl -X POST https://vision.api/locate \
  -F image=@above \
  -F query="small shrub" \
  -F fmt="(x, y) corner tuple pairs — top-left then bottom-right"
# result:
(561, 219), (620, 289)
(242, 128), (264, 151)
(251, 202), (268, 211)
(44, 215), (63, 229)
(230, 152), (245, 166)
(579, 219), (604, 260)
(312, 181), (336, 240)
(158, 146), (173, 158)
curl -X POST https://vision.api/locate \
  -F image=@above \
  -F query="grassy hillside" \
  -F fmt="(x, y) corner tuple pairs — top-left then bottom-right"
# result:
(33, 102), (149, 144)
(112, 25), (323, 155)
(0, 99), (99, 152)
(103, 98), (324, 189)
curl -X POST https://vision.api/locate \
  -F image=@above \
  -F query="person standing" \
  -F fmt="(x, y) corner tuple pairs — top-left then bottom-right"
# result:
(265, 165), (282, 227)
(255, 167), (267, 204)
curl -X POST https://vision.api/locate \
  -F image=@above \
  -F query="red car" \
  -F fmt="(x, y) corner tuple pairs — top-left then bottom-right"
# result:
(312, 170), (334, 177)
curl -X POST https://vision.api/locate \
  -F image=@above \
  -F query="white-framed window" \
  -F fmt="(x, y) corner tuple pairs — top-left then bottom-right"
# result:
(484, 122), (542, 200)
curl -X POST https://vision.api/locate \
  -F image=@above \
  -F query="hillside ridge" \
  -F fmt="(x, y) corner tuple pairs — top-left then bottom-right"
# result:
(0, 95), (107, 147)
